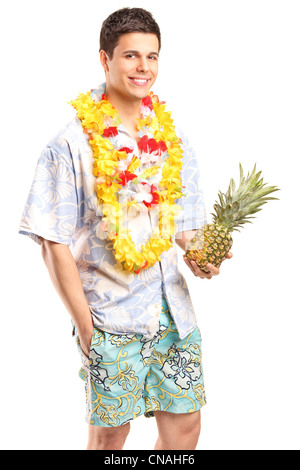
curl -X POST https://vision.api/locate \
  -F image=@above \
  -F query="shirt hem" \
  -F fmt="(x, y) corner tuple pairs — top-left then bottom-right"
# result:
(18, 227), (72, 246)
(176, 221), (205, 234)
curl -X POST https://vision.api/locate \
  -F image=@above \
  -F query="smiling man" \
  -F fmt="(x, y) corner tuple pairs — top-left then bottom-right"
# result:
(19, 8), (231, 451)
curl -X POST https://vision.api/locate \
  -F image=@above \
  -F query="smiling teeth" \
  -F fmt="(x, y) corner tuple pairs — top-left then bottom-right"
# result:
(132, 79), (147, 82)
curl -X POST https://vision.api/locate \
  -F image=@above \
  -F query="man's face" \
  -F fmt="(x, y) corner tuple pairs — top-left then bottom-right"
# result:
(101, 32), (159, 101)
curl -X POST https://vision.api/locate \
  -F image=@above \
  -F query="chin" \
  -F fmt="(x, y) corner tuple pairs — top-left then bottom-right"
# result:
(129, 90), (149, 101)
(126, 82), (153, 99)
(138, 90), (151, 98)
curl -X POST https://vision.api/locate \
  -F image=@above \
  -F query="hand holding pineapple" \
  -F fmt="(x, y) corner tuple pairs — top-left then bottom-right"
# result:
(183, 251), (233, 279)
(185, 164), (279, 276)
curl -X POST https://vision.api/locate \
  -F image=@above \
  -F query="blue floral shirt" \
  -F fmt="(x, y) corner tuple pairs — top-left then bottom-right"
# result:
(19, 84), (207, 339)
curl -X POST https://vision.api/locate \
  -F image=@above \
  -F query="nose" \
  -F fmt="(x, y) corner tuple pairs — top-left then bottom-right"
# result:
(136, 56), (149, 73)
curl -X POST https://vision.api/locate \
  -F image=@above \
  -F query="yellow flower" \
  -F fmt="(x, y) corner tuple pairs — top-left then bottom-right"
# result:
(139, 166), (160, 179)
(141, 243), (158, 266)
(92, 135), (114, 152)
(137, 115), (160, 133)
(117, 150), (130, 161)
(99, 101), (118, 117)
(127, 156), (141, 174)
(93, 160), (116, 176)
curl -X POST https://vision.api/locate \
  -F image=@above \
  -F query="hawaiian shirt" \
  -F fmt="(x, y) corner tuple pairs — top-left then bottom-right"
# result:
(18, 83), (207, 340)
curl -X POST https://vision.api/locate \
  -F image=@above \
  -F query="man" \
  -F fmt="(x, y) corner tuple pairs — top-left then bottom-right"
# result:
(19, 8), (231, 450)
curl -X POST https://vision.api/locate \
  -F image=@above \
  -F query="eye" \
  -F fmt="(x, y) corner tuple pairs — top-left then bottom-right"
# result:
(125, 54), (135, 59)
(148, 55), (158, 60)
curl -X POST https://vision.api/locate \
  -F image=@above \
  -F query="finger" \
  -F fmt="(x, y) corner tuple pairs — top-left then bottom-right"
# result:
(189, 259), (212, 278)
(184, 256), (213, 279)
(183, 255), (194, 270)
(226, 251), (233, 259)
(206, 263), (220, 275)
(191, 260), (210, 279)
(184, 256), (204, 278)
(187, 258), (203, 277)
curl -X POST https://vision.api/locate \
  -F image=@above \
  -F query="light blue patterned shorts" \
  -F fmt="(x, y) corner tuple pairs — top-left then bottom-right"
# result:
(75, 297), (206, 427)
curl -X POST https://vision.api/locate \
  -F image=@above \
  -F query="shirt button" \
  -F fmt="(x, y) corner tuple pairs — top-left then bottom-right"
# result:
(155, 303), (159, 308)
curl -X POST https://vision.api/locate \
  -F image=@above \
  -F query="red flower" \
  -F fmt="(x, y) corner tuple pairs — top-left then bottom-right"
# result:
(158, 141), (167, 153)
(101, 93), (108, 100)
(142, 95), (153, 111)
(119, 147), (133, 154)
(148, 139), (159, 153)
(103, 126), (118, 138)
(134, 260), (149, 275)
(140, 183), (160, 208)
(148, 188), (160, 207)
(119, 170), (137, 186)
(137, 135), (167, 155)
(138, 136), (158, 153)
(137, 135), (150, 152)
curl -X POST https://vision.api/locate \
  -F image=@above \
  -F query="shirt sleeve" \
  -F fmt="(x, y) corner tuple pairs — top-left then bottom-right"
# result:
(18, 145), (78, 245)
(174, 127), (207, 233)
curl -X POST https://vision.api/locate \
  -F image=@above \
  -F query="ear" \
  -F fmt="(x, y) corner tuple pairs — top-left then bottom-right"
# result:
(100, 50), (110, 72)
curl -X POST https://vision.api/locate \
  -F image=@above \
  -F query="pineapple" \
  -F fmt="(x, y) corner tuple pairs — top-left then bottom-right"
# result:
(185, 164), (279, 272)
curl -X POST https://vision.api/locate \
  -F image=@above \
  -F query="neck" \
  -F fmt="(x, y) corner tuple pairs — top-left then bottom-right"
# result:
(105, 84), (143, 123)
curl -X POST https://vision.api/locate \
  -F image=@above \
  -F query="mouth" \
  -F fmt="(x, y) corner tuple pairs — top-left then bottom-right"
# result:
(128, 77), (151, 87)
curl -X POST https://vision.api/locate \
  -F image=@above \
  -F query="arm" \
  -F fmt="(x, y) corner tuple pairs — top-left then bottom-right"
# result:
(40, 237), (94, 356)
(175, 230), (233, 279)
(175, 230), (196, 251)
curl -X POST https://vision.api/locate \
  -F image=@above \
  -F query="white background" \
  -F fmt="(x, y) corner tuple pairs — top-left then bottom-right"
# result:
(1, 0), (299, 450)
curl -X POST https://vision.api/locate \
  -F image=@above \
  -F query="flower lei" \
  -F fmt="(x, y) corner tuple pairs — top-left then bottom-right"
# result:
(70, 90), (184, 274)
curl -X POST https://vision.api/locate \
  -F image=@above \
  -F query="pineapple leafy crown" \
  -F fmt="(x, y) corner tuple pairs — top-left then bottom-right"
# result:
(212, 163), (280, 232)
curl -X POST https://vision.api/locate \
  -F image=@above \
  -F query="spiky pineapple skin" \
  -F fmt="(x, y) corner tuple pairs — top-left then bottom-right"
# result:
(186, 223), (233, 272)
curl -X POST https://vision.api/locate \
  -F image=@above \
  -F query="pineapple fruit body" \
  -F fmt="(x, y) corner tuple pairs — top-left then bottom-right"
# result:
(186, 224), (233, 273)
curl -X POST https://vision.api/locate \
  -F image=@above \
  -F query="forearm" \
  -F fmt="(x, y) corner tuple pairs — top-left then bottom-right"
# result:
(175, 230), (196, 251)
(40, 238), (93, 336)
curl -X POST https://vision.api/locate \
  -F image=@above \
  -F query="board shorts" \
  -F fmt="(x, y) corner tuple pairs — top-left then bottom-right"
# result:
(74, 296), (206, 427)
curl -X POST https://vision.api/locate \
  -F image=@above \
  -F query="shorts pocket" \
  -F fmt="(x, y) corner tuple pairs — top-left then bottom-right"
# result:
(77, 330), (110, 390)
(75, 328), (108, 381)
(76, 329), (95, 368)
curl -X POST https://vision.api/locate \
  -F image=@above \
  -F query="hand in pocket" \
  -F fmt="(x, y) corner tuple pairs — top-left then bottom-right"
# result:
(79, 327), (94, 358)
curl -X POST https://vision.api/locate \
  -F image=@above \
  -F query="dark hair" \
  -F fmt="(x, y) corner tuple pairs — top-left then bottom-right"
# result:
(100, 7), (161, 58)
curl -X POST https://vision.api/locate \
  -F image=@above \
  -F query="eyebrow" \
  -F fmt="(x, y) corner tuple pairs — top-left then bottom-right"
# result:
(122, 50), (159, 56)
